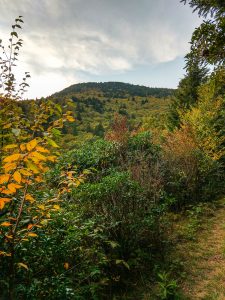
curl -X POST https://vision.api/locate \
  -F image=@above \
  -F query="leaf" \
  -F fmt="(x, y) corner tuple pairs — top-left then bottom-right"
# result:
(3, 162), (17, 173)
(46, 138), (59, 148)
(20, 169), (32, 176)
(11, 128), (21, 137)
(8, 183), (22, 192)
(0, 174), (10, 184)
(1, 222), (12, 227)
(20, 144), (26, 151)
(3, 153), (21, 163)
(64, 262), (69, 270)
(27, 232), (38, 237)
(26, 139), (38, 151)
(30, 151), (46, 161)
(36, 146), (49, 153)
(13, 171), (22, 183)
(53, 204), (60, 210)
(18, 262), (29, 270)
(0, 198), (11, 210)
(25, 194), (35, 203)
(26, 161), (39, 174)
(115, 259), (130, 270)
(66, 116), (75, 122)
(3, 144), (18, 150)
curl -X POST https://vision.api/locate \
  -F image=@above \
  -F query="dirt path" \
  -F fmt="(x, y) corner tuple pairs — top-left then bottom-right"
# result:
(178, 201), (225, 299)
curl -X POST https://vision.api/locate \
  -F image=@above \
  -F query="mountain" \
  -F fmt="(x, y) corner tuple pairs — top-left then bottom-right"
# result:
(48, 82), (174, 148)
(52, 81), (174, 99)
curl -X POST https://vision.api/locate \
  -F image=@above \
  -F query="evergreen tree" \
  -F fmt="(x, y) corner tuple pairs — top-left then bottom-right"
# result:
(168, 62), (208, 128)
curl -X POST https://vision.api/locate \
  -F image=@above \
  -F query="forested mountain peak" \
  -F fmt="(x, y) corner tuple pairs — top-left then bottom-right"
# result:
(51, 81), (175, 99)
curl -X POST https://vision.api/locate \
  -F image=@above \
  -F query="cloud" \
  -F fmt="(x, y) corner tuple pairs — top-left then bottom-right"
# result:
(0, 0), (201, 97)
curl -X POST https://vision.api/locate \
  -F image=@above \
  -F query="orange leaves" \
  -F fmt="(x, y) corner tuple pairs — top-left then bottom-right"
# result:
(0, 174), (10, 184)
(1, 221), (12, 227)
(13, 171), (22, 183)
(0, 198), (11, 209)
(26, 139), (38, 151)
(36, 146), (49, 153)
(3, 153), (21, 163)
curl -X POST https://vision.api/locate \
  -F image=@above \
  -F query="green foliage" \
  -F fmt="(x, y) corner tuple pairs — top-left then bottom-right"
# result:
(182, 0), (225, 67)
(157, 271), (179, 300)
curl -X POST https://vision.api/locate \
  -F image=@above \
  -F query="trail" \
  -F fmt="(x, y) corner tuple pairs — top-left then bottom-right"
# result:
(179, 201), (225, 299)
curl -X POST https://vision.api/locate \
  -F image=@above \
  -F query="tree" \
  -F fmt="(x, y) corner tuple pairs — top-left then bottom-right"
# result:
(0, 18), (76, 299)
(181, 0), (225, 67)
(168, 61), (208, 128)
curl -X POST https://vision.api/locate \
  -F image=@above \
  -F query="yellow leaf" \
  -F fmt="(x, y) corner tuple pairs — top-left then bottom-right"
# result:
(13, 171), (22, 184)
(27, 232), (38, 237)
(8, 183), (22, 192)
(18, 262), (29, 270)
(1, 222), (12, 227)
(30, 151), (46, 161)
(34, 176), (43, 183)
(64, 262), (69, 270)
(3, 162), (17, 172)
(0, 174), (10, 184)
(3, 144), (18, 150)
(0, 251), (11, 256)
(38, 205), (45, 210)
(36, 146), (49, 153)
(20, 169), (32, 176)
(53, 204), (60, 210)
(1, 189), (15, 195)
(0, 198), (11, 210)
(20, 144), (26, 151)
(66, 116), (75, 122)
(26, 139), (38, 152)
(25, 194), (35, 203)
(3, 153), (21, 163)
(26, 161), (39, 174)
(47, 156), (57, 162)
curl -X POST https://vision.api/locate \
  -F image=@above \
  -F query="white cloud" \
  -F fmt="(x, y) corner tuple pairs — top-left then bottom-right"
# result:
(0, 0), (201, 98)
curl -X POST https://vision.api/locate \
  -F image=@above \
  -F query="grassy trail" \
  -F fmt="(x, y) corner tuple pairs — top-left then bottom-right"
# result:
(178, 200), (225, 299)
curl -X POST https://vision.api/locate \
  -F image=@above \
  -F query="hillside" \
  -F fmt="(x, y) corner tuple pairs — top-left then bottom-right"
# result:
(52, 82), (174, 99)
(49, 82), (174, 147)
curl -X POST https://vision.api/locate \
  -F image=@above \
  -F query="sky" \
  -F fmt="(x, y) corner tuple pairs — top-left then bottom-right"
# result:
(0, 0), (201, 99)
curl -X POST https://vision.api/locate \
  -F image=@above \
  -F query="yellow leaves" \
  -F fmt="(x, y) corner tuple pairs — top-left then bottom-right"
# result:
(20, 169), (32, 176)
(66, 115), (75, 122)
(25, 194), (35, 203)
(37, 204), (45, 210)
(3, 144), (18, 150)
(13, 171), (22, 183)
(3, 153), (21, 163)
(1, 221), (12, 227)
(3, 162), (17, 173)
(0, 251), (11, 257)
(0, 174), (10, 184)
(36, 146), (49, 153)
(0, 198), (11, 210)
(64, 262), (69, 270)
(1, 183), (23, 195)
(27, 232), (38, 237)
(18, 262), (29, 270)
(26, 161), (39, 174)
(53, 204), (60, 210)
(30, 151), (47, 161)
(26, 139), (38, 151)
(20, 144), (26, 152)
